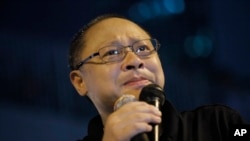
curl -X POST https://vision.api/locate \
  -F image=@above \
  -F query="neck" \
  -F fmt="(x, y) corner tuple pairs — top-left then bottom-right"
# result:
(99, 110), (112, 126)
(92, 98), (115, 126)
(95, 104), (113, 126)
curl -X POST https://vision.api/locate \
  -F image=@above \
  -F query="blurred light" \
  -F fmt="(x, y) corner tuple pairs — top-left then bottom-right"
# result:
(151, 1), (162, 16)
(163, 0), (185, 14)
(137, 2), (152, 20)
(184, 35), (213, 58)
(128, 0), (185, 22)
(128, 3), (146, 22)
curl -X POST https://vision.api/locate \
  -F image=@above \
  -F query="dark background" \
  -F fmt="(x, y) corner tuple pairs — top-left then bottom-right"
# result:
(1, 0), (250, 140)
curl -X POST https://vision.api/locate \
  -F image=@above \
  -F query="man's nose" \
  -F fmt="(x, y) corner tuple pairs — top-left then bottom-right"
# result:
(121, 51), (144, 71)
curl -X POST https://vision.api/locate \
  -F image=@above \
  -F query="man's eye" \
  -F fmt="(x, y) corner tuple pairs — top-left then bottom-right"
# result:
(104, 50), (120, 56)
(136, 45), (150, 52)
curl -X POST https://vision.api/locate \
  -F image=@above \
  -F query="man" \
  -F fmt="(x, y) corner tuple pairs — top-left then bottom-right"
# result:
(68, 14), (246, 141)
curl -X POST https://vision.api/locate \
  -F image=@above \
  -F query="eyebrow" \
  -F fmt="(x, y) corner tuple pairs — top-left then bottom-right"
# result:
(103, 37), (149, 47)
(100, 40), (125, 49)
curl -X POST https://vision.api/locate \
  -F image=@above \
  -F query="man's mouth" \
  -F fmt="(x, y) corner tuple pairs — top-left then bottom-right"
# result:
(123, 78), (152, 88)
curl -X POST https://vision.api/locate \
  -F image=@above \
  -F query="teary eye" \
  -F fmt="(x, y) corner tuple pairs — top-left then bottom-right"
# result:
(103, 49), (120, 56)
(136, 45), (150, 53)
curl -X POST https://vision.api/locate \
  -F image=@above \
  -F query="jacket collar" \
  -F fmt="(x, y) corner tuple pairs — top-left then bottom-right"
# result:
(160, 99), (181, 140)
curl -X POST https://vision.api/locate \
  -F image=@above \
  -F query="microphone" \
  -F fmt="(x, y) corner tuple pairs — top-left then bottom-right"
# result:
(113, 84), (165, 141)
(113, 94), (137, 111)
(139, 84), (165, 141)
(113, 95), (150, 141)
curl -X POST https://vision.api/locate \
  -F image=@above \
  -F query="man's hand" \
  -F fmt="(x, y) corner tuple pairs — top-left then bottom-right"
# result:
(102, 101), (162, 141)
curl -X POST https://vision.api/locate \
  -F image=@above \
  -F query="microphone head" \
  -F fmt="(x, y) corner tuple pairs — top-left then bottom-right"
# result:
(113, 95), (137, 111)
(139, 84), (165, 106)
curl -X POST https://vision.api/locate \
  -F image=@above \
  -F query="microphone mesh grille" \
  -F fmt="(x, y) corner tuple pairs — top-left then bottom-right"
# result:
(113, 95), (137, 111)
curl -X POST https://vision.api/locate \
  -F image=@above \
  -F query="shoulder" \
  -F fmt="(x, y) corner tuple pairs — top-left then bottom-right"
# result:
(181, 104), (240, 117)
(180, 104), (245, 124)
(79, 115), (103, 141)
(176, 104), (246, 141)
(187, 104), (238, 113)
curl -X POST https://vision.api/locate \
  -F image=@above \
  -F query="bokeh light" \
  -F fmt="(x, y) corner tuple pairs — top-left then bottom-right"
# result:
(163, 0), (185, 14)
(184, 34), (213, 58)
(128, 0), (185, 22)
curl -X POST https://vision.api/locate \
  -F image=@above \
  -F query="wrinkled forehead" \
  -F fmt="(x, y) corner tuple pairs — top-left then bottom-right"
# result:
(87, 17), (149, 35)
(84, 18), (151, 50)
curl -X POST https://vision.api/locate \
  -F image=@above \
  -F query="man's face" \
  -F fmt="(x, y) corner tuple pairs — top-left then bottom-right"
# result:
(78, 18), (165, 113)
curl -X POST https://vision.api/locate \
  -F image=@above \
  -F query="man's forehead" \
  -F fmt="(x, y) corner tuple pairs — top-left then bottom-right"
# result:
(78, 18), (151, 62)
(85, 18), (149, 46)
(98, 17), (133, 25)
(89, 17), (144, 33)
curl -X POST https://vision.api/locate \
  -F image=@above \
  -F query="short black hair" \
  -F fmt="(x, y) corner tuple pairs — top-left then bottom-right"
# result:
(68, 14), (126, 70)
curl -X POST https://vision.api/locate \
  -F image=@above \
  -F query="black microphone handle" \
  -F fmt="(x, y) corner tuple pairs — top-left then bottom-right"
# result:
(132, 98), (161, 141)
(144, 99), (160, 141)
(139, 84), (165, 141)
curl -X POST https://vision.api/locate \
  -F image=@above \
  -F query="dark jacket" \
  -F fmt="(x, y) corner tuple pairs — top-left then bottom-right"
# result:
(80, 100), (246, 141)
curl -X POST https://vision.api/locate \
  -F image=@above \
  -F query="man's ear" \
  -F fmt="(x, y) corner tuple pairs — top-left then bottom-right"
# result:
(69, 70), (87, 96)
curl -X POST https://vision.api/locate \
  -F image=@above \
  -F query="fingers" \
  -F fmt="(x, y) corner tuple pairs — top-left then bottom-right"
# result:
(123, 122), (153, 137)
(121, 110), (162, 125)
(103, 101), (162, 141)
(116, 101), (161, 117)
(117, 102), (161, 124)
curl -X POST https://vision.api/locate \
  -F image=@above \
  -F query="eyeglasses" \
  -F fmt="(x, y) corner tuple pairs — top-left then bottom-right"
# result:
(73, 38), (160, 70)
